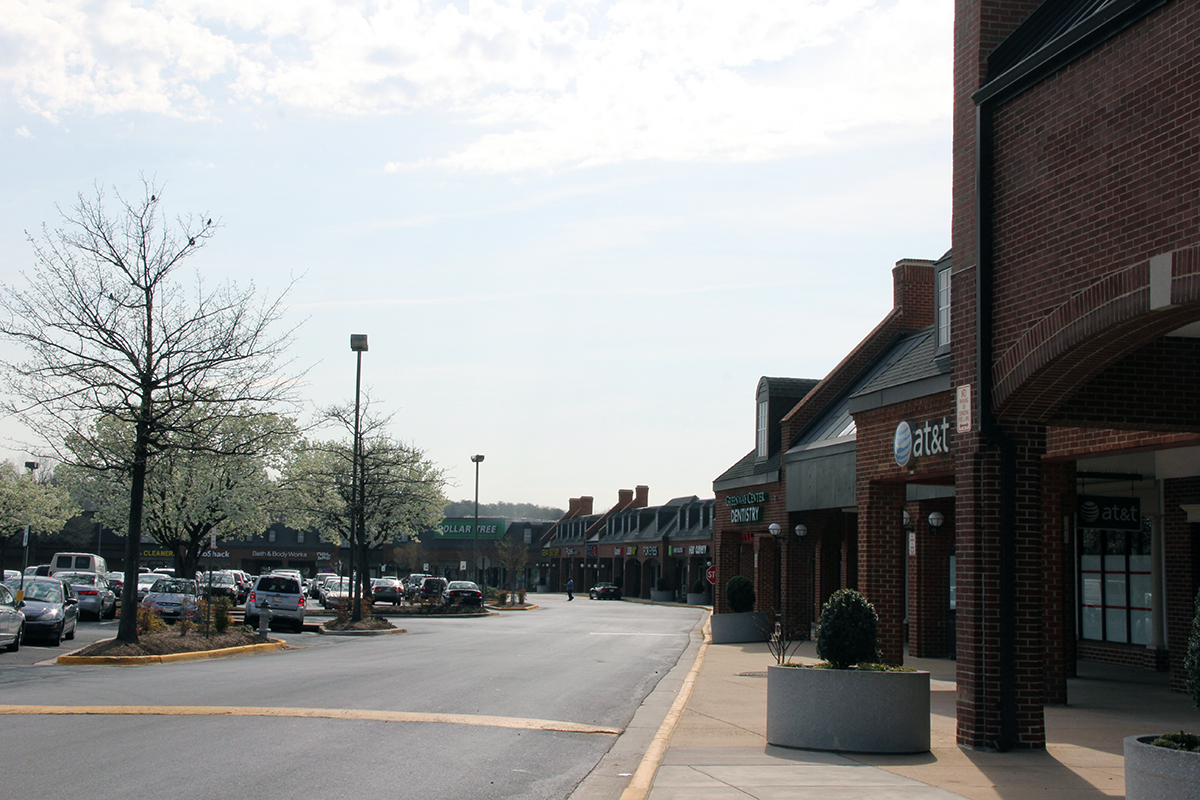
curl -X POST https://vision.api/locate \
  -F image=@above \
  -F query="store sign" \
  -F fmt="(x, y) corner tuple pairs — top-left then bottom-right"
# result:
(1077, 495), (1142, 531)
(437, 518), (508, 538)
(200, 550), (231, 558)
(689, 545), (708, 555)
(671, 546), (684, 555)
(894, 418), (951, 467)
(542, 548), (561, 557)
(730, 506), (763, 524)
(251, 550), (313, 558)
(613, 547), (622, 556)
(726, 491), (768, 508)
(586, 545), (597, 557)
(643, 546), (659, 557)
(564, 547), (578, 556)
(628, 546), (638, 556)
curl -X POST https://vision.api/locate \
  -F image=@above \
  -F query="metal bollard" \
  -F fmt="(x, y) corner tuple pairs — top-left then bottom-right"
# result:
(257, 599), (272, 637)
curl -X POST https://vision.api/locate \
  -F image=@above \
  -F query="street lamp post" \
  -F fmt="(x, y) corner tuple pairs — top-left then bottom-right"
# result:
(471, 455), (485, 588)
(350, 334), (368, 621)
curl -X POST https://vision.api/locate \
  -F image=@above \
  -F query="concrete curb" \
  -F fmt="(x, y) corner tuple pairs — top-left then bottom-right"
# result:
(485, 604), (540, 611)
(55, 639), (286, 666)
(318, 625), (408, 636)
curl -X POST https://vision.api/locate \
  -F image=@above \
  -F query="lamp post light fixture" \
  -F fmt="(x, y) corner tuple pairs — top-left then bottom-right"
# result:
(794, 524), (807, 539)
(928, 510), (946, 534)
(471, 454), (485, 588)
(350, 334), (368, 618)
(768, 523), (783, 624)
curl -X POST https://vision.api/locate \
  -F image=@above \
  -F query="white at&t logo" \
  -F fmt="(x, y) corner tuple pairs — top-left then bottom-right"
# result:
(894, 417), (950, 468)
(894, 421), (913, 467)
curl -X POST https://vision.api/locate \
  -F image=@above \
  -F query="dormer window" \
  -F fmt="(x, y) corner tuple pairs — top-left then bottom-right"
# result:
(756, 398), (768, 458)
(936, 260), (952, 351)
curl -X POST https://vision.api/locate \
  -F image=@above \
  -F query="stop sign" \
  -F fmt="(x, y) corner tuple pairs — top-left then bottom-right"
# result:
(705, 565), (717, 585)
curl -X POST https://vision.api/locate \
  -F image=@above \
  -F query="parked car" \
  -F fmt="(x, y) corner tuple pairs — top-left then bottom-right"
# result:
(58, 571), (117, 620)
(589, 582), (622, 600)
(4, 576), (78, 646)
(419, 577), (449, 602)
(310, 573), (337, 599)
(197, 571), (240, 602)
(141, 578), (199, 623)
(320, 577), (350, 608)
(0, 583), (25, 652)
(106, 571), (125, 597)
(49, 552), (108, 577)
(136, 572), (163, 602)
(403, 573), (431, 601)
(244, 574), (306, 632)
(442, 581), (482, 606)
(371, 577), (404, 605)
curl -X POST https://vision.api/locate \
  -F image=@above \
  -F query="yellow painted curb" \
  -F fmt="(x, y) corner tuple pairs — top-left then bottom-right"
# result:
(55, 639), (286, 666)
(618, 614), (711, 800)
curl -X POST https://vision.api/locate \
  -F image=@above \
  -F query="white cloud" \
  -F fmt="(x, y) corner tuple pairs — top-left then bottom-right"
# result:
(14, 126), (31, 137)
(1, 0), (951, 169)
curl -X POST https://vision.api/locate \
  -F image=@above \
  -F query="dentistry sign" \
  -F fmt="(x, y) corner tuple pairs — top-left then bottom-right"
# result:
(894, 418), (951, 468)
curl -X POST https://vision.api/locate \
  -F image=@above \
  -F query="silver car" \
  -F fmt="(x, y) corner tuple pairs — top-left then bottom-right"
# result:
(142, 578), (199, 623)
(58, 571), (117, 620)
(244, 574), (306, 632)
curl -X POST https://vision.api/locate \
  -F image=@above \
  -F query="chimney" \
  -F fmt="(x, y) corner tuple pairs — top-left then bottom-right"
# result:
(567, 498), (580, 516)
(618, 488), (633, 508)
(579, 496), (593, 516)
(892, 258), (936, 330)
(634, 485), (649, 508)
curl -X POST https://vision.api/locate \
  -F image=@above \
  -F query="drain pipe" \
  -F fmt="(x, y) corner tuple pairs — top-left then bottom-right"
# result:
(974, 100), (1019, 752)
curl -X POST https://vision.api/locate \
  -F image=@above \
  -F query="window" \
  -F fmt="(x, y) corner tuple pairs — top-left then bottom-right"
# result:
(937, 267), (951, 347)
(1079, 525), (1152, 645)
(297, 531), (305, 544)
(268, 530), (276, 543)
(756, 399), (768, 458)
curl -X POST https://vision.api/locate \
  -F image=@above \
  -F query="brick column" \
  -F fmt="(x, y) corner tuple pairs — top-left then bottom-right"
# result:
(1041, 460), (1075, 703)
(857, 481), (907, 665)
(954, 424), (1048, 749)
(1164, 477), (1200, 692)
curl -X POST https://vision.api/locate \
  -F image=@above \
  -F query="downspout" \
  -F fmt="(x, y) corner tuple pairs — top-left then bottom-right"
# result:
(974, 100), (1019, 752)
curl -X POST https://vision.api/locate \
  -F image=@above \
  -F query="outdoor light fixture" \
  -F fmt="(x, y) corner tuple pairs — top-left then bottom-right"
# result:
(768, 523), (782, 538)
(928, 511), (945, 533)
(471, 454), (485, 587)
(350, 334), (368, 352)
(795, 524), (807, 539)
(24, 462), (38, 472)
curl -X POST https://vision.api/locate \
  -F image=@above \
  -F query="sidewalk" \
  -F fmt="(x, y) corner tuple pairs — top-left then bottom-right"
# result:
(644, 637), (1200, 800)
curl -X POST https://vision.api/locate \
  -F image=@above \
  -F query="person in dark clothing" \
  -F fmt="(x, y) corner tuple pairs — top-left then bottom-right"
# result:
(566, 578), (574, 601)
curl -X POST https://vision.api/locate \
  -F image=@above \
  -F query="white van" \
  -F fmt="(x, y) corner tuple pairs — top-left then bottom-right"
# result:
(49, 552), (108, 577)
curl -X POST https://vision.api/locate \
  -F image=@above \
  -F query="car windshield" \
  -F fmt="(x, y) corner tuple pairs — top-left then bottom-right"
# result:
(447, 582), (477, 590)
(60, 573), (97, 585)
(151, 579), (195, 594)
(5, 579), (62, 603)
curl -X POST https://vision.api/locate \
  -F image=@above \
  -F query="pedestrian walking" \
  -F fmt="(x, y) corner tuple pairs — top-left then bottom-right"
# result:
(566, 578), (574, 601)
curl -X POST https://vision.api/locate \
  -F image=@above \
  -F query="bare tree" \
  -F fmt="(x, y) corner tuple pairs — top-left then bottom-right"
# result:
(0, 179), (301, 642)
(492, 532), (532, 605)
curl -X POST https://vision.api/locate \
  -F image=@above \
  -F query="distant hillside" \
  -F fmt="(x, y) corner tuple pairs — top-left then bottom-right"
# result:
(443, 501), (565, 522)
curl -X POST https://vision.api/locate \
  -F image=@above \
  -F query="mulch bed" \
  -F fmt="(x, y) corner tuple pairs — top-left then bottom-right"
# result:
(322, 617), (398, 631)
(376, 604), (490, 616)
(71, 628), (267, 658)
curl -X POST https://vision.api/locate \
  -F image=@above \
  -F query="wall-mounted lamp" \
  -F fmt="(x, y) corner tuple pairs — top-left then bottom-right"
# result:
(768, 523), (782, 538)
(794, 524), (807, 539)
(928, 511), (945, 533)
(903, 509), (914, 533)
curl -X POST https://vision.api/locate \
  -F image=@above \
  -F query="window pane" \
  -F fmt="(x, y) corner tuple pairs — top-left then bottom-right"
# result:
(1106, 607), (1127, 643)
(1082, 605), (1102, 640)
(1131, 610), (1153, 645)
(1081, 571), (1102, 606)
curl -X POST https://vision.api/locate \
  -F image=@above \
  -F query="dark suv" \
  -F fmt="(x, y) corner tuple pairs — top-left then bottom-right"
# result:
(419, 577), (448, 602)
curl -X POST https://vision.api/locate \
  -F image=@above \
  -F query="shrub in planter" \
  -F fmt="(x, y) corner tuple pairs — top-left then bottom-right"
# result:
(691, 579), (708, 595)
(816, 588), (879, 669)
(726, 575), (755, 613)
(655, 577), (669, 592)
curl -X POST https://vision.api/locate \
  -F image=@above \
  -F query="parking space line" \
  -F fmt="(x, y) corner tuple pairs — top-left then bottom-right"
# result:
(0, 704), (622, 735)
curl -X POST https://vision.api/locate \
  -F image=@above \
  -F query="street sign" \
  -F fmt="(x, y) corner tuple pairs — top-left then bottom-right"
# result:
(705, 565), (717, 585)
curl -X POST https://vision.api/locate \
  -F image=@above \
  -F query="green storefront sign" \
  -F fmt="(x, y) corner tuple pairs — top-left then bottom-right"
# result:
(437, 518), (509, 538)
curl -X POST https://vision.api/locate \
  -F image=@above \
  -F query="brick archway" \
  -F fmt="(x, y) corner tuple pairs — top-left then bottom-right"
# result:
(995, 247), (1200, 420)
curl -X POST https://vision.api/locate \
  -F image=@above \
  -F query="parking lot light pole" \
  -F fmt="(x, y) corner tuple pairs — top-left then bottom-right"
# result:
(471, 455), (484, 587)
(350, 334), (368, 620)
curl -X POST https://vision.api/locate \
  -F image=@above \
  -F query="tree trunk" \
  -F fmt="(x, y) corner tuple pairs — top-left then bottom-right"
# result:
(117, 417), (151, 643)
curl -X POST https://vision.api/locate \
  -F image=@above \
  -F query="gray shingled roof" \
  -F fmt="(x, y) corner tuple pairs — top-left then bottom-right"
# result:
(849, 328), (946, 398)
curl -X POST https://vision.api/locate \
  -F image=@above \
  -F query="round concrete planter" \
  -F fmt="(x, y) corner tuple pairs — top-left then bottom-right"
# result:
(709, 611), (770, 644)
(686, 592), (710, 605)
(767, 664), (930, 753)
(1125, 735), (1200, 799)
(650, 590), (674, 603)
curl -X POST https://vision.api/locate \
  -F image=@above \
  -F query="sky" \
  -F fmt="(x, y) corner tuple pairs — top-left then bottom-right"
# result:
(0, 0), (953, 510)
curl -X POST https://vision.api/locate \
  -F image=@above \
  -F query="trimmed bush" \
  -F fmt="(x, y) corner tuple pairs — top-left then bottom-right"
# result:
(691, 579), (708, 594)
(655, 577), (669, 592)
(816, 589), (878, 669)
(726, 575), (755, 613)
(1186, 587), (1200, 707)
(213, 597), (232, 633)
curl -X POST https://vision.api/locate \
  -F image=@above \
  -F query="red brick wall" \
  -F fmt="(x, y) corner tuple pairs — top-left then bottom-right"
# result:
(907, 499), (955, 659)
(853, 391), (955, 664)
(1041, 460), (1075, 703)
(713, 479), (786, 614)
(1047, 428), (1200, 461)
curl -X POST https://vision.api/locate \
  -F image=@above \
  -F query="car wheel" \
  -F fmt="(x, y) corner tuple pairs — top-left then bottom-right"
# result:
(6, 624), (21, 652)
(49, 623), (63, 647)
(105, 602), (116, 619)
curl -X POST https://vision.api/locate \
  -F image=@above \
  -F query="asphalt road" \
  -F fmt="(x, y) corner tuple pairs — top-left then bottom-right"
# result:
(0, 596), (705, 799)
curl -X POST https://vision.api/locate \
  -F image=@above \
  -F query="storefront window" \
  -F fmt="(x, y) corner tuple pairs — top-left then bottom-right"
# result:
(1079, 525), (1152, 645)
